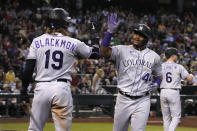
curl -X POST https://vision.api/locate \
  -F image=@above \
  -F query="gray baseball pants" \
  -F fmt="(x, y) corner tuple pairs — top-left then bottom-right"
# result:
(28, 81), (73, 131)
(113, 93), (150, 131)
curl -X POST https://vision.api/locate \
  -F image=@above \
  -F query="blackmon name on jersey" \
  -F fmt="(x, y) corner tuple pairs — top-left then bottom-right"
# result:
(34, 37), (77, 52)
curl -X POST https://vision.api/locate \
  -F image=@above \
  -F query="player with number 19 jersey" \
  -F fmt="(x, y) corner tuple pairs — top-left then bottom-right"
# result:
(27, 33), (92, 82)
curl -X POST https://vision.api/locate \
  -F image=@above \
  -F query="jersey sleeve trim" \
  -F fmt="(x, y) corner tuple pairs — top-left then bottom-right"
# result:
(87, 47), (93, 58)
(110, 46), (116, 60)
(27, 56), (36, 59)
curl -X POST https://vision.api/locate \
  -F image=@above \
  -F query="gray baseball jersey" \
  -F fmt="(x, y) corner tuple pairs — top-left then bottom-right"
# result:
(27, 32), (93, 131)
(160, 61), (189, 89)
(160, 61), (189, 131)
(111, 45), (162, 131)
(27, 33), (92, 82)
(110, 45), (162, 96)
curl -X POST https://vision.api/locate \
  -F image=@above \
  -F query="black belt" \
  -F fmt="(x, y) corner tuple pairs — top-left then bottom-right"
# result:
(36, 78), (68, 83)
(57, 79), (68, 83)
(119, 90), (149, 99)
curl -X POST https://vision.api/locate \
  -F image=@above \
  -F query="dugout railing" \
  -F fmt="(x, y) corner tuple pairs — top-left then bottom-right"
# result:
(0, 92), (197, 118)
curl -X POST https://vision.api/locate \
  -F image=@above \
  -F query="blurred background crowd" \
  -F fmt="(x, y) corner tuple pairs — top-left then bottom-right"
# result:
(0, 0), (197, 98)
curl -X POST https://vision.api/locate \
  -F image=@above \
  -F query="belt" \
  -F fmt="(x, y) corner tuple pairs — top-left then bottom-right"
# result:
(119, 90), (149, 99)
(57, 78), (68, 83)
(36, 78), (68, 83)
(161, 88), (180, 91)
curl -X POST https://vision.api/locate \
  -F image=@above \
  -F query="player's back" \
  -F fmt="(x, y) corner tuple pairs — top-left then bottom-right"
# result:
(29, 33), (79, 82)
(160, 61), (189, 89)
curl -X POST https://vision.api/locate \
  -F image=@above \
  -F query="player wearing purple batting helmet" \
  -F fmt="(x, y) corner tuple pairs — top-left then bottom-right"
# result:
(100, 14), (162, 131)
(21, 8), (101, 131)
(132, 24), (152, 50)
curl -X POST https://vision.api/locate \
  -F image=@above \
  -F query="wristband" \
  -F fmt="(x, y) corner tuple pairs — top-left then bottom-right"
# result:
(153, 78), (162, 86)
(101, 32), (112, 47)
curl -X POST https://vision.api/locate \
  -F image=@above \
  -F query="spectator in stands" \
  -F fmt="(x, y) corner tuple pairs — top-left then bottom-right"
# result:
(86, 61), (95, 75)
(77, 59), (86, 73)
(4, 67), (15, 84)
(78, 75), (91, 94)
(2, 35), (12, 50)
(2, 83), (11, 93)
(0, 0), (197, 96)
(103, 62), (113, 78)
(71, 70), (81, 94)
(91, 68), (104, 94)
(12, 77), (22, 93)
(0, 83), (11, 109)
(108, 70), (118, 85)
(190, 46), (197, 58)
(84, 74), (92, 90)
(190, 60), (197, 86)
(13, 78), (23, 103)
(182, 53), (191, 65)
(0, 66), (5, 91)
(0, 66), (5, 83)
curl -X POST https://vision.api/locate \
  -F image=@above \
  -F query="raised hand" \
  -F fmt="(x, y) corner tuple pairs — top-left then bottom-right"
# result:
(107, 13), (120, 33)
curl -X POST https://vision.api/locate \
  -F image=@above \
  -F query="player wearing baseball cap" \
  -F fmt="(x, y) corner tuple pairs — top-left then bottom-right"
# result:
(160, 47), (197, 131)
(21, 8), (100, 131)
(100, 13), (162, 131)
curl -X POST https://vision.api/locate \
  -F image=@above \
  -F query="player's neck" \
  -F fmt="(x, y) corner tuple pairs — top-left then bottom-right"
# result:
(167, 58), (175, 63)
(133, 44), (146, 51)
(45, 28), (70, 36)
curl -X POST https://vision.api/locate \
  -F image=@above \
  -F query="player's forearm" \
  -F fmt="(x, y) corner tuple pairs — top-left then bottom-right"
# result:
(153, 76), (162, 86)
(187, 74), (197, 84)
(100, 45), (112, 57)
(100, 32), (112, 58)
(93, 75), (98, 87)
(88, 46), (100, 59)
(22, 59), (36, 90)
(186, 74), (193, 83)
(92, 79), (96, 87)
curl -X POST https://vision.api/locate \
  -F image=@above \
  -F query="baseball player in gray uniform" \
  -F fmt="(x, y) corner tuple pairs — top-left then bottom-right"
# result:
(100, 13), (163, 131)
(21, 8), (100, 131)
(160, 48), (197, 131)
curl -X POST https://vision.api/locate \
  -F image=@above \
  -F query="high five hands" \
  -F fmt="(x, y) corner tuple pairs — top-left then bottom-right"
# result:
(107, 13), (121, 33)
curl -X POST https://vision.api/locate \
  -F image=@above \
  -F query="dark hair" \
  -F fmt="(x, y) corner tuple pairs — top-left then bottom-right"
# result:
(46, 8), (71, 29)
(165, 48), (178, 59)
(8, 67), (13, 70)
